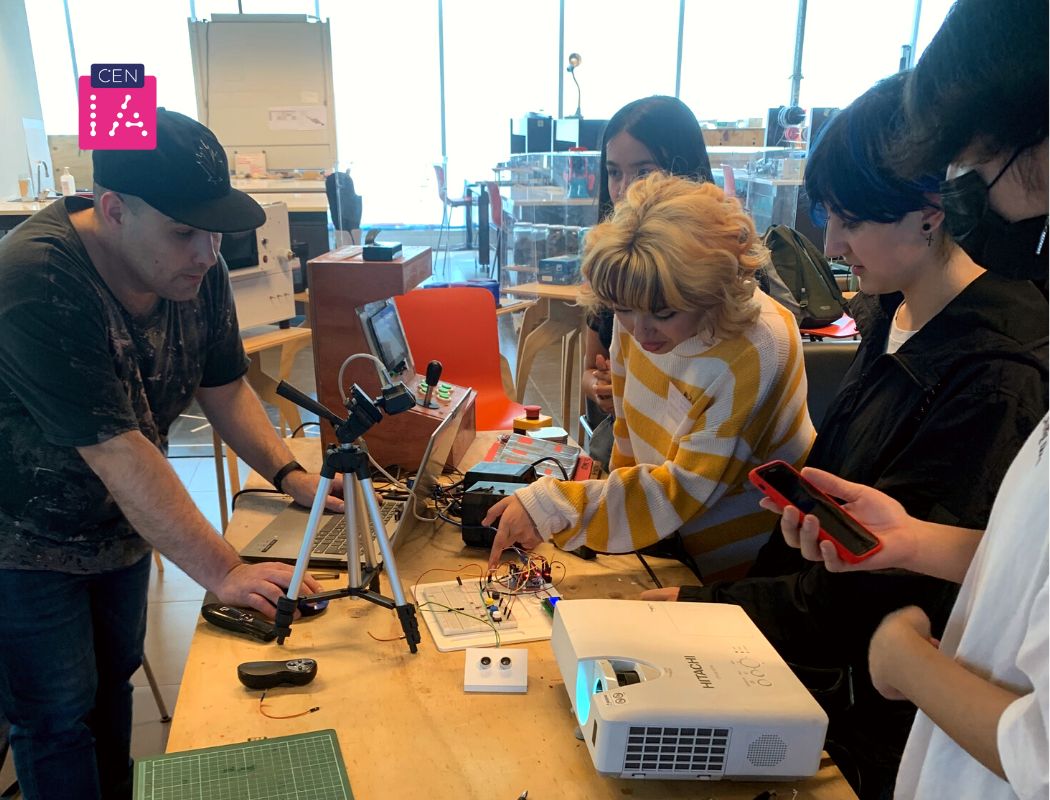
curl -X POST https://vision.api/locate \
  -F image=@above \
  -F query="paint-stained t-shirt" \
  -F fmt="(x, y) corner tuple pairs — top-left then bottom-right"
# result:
(0, 197), (249, 573)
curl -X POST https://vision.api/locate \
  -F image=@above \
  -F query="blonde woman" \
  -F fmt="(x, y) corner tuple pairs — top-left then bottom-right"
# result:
(485, 173), (814, 580)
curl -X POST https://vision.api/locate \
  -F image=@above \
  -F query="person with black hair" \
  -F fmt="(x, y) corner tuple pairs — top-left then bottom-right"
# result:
(896, 0), (1047, 289)
(769, 1), (1048, 797)
(642, 72), (1047, 799)
(0, 110), (328, 799)
(580, 97), (714, 468)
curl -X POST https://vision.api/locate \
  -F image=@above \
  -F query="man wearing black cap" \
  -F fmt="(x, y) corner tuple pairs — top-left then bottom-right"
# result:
(0, 110), (336, 799)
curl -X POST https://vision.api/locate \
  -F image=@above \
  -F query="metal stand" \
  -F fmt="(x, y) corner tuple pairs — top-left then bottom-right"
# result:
(270, 379), (421, 653)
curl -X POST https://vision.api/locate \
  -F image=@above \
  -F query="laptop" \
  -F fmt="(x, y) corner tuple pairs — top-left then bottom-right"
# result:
(239, 389), (470, 568)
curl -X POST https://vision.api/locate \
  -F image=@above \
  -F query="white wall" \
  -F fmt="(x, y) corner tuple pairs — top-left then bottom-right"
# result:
(0, 0), (44, 199)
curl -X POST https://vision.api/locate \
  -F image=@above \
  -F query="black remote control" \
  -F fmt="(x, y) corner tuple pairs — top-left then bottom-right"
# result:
(237, 658), (318, 690)
(201, 602), (276, 643)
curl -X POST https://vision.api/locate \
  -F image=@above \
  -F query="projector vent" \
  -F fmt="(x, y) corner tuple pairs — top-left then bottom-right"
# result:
(622, 726), (730, 775)
(747, 734), (787, 767)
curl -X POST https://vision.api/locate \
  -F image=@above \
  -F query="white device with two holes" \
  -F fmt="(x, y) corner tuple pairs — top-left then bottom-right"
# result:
(463, 647), (528, 693)
(551, 600), (828, 781)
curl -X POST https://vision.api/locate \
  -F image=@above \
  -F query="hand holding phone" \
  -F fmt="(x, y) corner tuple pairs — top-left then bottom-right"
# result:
(749, 460), (883, 563)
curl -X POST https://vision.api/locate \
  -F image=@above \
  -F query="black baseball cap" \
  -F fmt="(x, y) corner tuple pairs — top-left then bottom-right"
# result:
(92, 108), (265, 234)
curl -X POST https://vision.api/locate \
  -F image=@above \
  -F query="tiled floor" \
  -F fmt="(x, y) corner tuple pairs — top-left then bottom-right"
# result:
(0, 249), (576, 792)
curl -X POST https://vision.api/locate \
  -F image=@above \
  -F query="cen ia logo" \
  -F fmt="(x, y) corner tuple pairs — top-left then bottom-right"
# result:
(78, 63), (157, 150)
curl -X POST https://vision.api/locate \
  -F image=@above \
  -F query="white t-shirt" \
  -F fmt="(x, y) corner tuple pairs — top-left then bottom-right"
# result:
(886, 306), (919, 355)
(895, 414), (1049, 800)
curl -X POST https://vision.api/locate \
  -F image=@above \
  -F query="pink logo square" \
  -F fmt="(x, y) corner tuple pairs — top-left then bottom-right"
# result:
(78, 75), (157, 150)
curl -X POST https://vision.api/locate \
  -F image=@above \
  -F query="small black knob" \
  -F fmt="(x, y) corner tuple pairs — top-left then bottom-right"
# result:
(425, 360), (443, 385)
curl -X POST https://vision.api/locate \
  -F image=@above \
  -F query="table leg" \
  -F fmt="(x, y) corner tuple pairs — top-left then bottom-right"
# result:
(513, 299), (583, 418)
(513, 298), (550, 402)
(560, 327), (580, 434)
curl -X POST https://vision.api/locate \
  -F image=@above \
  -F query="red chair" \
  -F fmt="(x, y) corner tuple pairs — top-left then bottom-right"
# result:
(395, 286), (526, 430)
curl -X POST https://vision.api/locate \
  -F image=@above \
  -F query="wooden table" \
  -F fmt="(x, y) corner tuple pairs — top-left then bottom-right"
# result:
(502, 281), (587, 439)
(167, 435), (857, 800)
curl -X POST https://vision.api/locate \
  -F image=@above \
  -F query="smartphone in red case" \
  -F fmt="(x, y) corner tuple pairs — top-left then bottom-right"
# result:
(749, 460), (882, 563)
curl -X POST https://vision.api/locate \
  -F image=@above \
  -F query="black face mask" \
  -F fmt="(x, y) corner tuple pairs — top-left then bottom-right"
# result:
(940, 155), (1049, 285)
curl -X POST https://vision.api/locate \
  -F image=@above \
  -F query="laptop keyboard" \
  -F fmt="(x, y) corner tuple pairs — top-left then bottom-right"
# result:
(312, 500), (402, 556)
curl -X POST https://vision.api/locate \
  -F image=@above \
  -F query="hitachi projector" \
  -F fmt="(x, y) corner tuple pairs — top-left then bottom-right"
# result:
(551, 599), (828, 781)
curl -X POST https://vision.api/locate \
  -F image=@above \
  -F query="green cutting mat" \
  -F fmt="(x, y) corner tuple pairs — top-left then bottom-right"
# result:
(135, 729), (353, 800)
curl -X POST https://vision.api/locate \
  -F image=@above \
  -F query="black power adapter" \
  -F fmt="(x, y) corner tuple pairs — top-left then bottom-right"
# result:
(460, 481), (527, 547)
(462, 460), (536, 489)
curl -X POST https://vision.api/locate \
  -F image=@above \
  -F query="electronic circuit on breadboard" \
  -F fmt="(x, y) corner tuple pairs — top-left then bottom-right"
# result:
(412, 578), (561, 652)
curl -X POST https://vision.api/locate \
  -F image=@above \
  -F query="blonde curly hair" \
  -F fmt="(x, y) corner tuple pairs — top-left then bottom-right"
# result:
(580, 172), (768, 342)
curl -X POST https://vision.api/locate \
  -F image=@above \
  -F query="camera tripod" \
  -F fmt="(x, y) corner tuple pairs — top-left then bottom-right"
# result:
(271, 380), (421, 653)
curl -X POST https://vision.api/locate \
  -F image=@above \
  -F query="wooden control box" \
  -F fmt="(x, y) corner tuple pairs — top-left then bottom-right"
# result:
(306, 245), (477, 470)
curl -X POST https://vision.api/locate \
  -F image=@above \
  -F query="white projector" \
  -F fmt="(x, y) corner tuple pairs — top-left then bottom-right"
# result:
(551, 599), (828, 781)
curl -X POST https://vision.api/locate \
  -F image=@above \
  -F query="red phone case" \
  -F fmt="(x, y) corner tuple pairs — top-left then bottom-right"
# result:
(749, 461), (882, 564)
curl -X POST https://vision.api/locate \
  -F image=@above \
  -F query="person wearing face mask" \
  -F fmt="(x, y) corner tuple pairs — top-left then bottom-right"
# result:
(895, 0), (1048, 292)
(637, 73), (1048, 800)
(765, 2), (1048, 798)
(0, 110), (331, 800)
(580, 97), (715, 470)
(483, 172), (815, 580)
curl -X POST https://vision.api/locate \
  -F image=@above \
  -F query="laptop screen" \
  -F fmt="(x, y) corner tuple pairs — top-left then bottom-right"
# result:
(412, 390), (470, 507)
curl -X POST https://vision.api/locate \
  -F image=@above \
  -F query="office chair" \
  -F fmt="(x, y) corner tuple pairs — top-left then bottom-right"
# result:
(484, 181), (504, 281)
(395, 286), (526, 430)
(801, 340), (859, 432)
(433, 164), (474, 268)
(325, 171), (363, 246)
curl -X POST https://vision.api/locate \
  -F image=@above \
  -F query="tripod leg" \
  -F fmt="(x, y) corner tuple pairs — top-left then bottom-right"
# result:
(345, 473), (362, 590)
(358, 476), (421, 652)
(353, 477), (381, 574)
(274, 474), (334, 643)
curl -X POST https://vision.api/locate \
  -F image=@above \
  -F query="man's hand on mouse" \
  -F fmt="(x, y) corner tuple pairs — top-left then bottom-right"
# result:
(216, 562), (322, 619)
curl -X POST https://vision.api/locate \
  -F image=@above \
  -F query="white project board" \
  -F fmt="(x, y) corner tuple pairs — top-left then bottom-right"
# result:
(188, 14), (337, 171)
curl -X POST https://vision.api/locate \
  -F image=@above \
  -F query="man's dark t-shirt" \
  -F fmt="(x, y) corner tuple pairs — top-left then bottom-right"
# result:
(0, 197), (249, 573)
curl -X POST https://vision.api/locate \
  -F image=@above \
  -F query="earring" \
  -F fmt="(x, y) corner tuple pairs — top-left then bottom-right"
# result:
(922, 222), (933, 247)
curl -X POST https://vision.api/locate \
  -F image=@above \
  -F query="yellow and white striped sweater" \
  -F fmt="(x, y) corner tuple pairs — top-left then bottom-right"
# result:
(515, 291), (815, 580)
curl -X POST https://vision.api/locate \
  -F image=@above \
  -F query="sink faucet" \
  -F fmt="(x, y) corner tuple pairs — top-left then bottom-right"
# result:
(36, 161), (50, 201)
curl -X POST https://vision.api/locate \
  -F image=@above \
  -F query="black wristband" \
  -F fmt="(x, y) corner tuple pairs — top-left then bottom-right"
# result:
(271, 460), (306, 494)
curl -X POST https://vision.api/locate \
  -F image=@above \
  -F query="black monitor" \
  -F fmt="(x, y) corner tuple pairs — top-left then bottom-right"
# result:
(219, 229), (258, 270)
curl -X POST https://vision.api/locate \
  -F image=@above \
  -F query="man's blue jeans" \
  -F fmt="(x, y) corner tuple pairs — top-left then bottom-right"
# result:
(0, 554), (152, 800)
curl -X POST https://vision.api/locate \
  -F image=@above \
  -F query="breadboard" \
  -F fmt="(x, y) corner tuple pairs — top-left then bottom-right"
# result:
(134, 729), (352, 800)
(412, 579), (560, 652)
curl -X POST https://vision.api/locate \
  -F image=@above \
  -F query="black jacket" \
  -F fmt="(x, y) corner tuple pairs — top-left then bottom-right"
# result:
(681, 272), (1048, 797)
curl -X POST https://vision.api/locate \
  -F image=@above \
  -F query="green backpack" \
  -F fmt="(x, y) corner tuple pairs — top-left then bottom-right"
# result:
(761, 225), (848, 328)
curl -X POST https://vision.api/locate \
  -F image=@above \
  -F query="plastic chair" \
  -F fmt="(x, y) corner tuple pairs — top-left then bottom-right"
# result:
(485, 180), (504, 280)
(433, 164), (474, 257)
(325, 171), (363, 246)
(395, 286), (526, 430)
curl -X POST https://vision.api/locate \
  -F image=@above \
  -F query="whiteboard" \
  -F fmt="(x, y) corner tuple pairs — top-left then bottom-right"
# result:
(188, 15), (338, 171)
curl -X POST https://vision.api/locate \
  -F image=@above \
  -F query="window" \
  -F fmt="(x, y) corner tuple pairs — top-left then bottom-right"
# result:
(442, 0), (559, 195)
(800, 0), (915, 108)
(24, 0), (77, 135)
(562, 0), (680, 120)
(66, 0), (199, 126)
(679, 0), (797, 122)
(322, 0), (441, 225)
